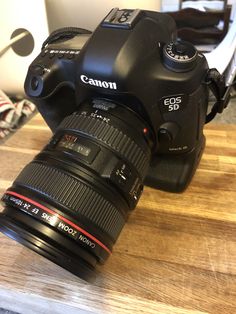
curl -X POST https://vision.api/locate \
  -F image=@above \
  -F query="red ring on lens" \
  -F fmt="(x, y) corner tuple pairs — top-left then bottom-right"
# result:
(5, 191), (112, 255)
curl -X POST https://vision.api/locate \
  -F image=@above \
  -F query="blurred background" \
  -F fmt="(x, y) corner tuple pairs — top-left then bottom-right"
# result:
(46, 0), (162, 31)
(46, 0), (236, 32)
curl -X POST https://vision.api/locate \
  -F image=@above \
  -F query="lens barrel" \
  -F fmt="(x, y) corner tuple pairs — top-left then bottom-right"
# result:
(0, 100), (152, 281)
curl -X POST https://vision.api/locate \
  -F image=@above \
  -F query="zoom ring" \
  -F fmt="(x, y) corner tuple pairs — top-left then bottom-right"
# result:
(57, 114), (150, 178)
(13, 162), (125, 241)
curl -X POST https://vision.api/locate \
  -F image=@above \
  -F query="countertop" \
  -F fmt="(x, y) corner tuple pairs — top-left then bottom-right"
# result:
(0, 114), (236, 314)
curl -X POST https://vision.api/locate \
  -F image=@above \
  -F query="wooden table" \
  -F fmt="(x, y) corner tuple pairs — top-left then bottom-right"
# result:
(0, 114), (235, 314)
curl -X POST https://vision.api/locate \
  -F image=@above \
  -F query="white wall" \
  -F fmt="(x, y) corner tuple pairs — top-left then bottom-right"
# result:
(0, 0), (49, 95)
(46, 0), (161, 32)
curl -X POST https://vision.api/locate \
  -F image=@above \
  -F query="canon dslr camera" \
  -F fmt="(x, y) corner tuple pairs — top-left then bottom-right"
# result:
(0, 8), (228, 281)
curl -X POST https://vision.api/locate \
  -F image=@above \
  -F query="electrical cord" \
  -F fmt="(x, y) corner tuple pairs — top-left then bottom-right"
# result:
(0, 31), (29, 57)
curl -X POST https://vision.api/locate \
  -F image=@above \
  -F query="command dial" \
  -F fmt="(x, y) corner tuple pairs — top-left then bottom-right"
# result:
(163, 41), (198, 72)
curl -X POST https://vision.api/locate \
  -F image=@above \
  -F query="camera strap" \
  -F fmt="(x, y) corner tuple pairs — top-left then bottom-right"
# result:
(205, 68), (231, 124)
(41, 27), (92, 50)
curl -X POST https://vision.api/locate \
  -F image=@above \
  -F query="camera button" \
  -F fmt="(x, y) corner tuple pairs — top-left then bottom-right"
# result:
(175, 43), (187, 54)
(67, 53), (75, 59)
(158, 129), (172, 143)
(40, 50), (48, 57)
(163, 41), (198, 72)
(158, 122), (179, 143)
(30, 77), (39, 91)
(31, 65), (44, 76)
(58, 53), (64, 59)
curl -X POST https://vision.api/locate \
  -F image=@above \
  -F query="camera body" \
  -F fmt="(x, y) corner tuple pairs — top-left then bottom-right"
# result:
(25, 8), (210, 192)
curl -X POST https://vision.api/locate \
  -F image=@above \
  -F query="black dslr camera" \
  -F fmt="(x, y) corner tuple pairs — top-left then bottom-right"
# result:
(0, 9), (229, 281)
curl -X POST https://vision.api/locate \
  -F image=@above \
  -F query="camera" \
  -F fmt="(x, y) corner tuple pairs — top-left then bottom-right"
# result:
(0, 8), (228, 281)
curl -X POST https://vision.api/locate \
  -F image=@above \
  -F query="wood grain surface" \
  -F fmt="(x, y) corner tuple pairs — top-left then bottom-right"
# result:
(0, 114), (235, 314)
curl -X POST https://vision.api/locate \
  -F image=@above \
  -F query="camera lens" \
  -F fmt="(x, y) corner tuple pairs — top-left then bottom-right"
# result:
(0, 100), (152, 281)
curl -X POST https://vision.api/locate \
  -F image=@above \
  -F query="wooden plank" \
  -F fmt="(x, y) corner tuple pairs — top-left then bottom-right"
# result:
(0, 234), (235, 313)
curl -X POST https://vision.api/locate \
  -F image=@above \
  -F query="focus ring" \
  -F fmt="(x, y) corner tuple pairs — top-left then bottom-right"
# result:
(57, 114), (150, 178)
(13, 162), (125, 241)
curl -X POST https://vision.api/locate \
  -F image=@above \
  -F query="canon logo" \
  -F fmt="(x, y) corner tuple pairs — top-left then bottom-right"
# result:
(80, 75), (117, 90)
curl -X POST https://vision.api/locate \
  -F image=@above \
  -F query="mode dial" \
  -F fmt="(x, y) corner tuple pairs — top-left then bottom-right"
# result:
(163, 41), (198, 72)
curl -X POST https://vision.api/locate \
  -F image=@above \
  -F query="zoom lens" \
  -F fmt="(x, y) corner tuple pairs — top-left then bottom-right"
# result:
(0, 100), (152, 281)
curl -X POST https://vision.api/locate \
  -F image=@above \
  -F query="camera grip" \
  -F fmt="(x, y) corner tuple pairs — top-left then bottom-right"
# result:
(144, 136), (205, 192)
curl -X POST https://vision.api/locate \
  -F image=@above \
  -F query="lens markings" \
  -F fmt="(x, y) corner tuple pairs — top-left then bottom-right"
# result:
(2, 191), (111, 255)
